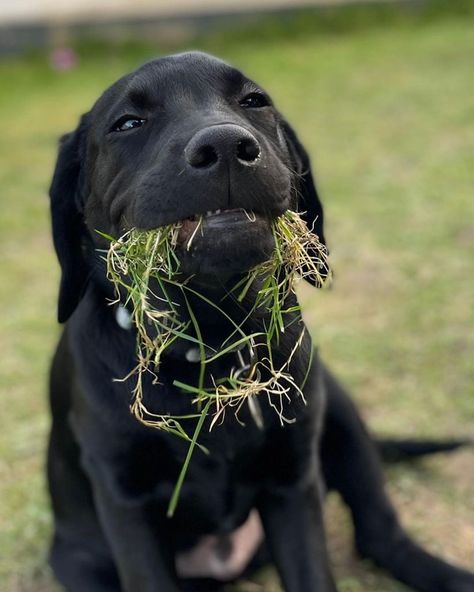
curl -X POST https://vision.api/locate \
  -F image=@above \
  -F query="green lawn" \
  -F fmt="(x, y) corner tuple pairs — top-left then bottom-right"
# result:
(0, 4), (473, 591)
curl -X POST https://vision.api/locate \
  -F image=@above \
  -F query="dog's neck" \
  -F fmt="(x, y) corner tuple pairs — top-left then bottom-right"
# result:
(110, 273), (306, 375)
(89, 257), (309, 392)
(114, 302), (255, 373)
(75, 280), (313, 429)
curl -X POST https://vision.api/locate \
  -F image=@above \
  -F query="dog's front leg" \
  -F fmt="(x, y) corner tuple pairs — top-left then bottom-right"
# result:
(258, 479), (337, 592)
(86, 461), (180, 592)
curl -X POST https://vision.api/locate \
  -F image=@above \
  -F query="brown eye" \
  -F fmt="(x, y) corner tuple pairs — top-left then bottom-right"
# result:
(239, 92), (271, 109)
(111, 116), (146, 132)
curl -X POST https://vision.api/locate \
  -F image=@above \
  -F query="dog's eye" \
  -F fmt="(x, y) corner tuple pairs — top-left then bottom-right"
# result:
(111, 116), (146, 133)
(239, 92), (271, 109)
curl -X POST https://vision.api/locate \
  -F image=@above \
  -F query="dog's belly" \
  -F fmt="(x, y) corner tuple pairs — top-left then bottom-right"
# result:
(175, 509), (263, 581)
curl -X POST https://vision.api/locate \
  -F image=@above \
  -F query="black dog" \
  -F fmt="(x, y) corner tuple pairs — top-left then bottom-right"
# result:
(47, 51), (473, 592)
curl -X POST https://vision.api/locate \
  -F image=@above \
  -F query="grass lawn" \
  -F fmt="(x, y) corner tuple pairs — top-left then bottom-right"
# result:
(0, 3), (473, 590)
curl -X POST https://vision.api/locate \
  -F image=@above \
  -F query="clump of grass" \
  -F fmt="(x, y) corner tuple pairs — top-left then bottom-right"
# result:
(235, 210), (329, 338)
(103, 210), (330, 515)
(102, 224), (198, 440)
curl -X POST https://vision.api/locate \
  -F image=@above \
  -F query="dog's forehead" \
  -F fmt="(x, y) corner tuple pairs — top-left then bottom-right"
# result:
(94, 52), (251, 115)
(143, 51), (244, 86)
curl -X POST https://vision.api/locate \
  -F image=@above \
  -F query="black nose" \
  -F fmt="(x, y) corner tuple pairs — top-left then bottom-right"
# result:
(185, 124), (261, 169)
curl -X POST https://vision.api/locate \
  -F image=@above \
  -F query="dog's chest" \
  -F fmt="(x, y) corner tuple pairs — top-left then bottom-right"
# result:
(86, 410), (268, 533)
(178, 426), (267, 530)
(172, 437), (264, 534)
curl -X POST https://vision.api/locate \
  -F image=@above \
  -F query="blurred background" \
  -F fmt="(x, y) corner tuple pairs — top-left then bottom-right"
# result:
(0, 1), (473, 590)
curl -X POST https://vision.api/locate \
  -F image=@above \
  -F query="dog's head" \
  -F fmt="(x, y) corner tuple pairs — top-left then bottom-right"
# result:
(50, 52), (327, 322)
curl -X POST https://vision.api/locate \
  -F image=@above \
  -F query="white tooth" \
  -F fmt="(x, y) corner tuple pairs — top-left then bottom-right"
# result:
(206, 210), (212, 216)
(215, 209), (221, 214)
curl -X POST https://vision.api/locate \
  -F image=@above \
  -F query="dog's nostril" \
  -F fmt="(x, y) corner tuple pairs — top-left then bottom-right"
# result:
(188, 145), (219, 168)
(237, 138), (260, 163)
(185, 126), (261, 169)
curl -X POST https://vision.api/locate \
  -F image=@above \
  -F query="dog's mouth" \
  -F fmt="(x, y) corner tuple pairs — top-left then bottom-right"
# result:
(176, 208), (262, 248)
(167, 208), (275, 280)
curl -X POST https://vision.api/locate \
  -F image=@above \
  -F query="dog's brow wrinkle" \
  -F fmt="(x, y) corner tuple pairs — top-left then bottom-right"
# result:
(223, 68), (247, 93)
(128, 87), (156, 111)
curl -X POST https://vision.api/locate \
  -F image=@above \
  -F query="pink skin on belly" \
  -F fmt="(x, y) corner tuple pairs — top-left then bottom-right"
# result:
(175, 510), (264, 581)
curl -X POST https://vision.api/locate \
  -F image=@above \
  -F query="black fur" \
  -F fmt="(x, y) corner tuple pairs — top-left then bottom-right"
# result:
(47, 51), (474, 592)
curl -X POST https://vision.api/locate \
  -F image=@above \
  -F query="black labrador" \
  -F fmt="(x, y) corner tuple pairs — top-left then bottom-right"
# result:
(47, 51), (474, 592)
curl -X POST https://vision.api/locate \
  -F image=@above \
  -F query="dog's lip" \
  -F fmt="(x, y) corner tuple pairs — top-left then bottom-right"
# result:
(183, 207), (254, 223)
(176, 208), (264, 246)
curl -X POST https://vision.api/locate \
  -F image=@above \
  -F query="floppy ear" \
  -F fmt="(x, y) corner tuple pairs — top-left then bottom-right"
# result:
(281, 121), (326, 246)
(281, 121), (329, 285)
(49, 114), (91, 323)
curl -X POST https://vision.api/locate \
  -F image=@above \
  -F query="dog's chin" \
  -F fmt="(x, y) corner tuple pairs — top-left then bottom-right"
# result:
(175, 209), (275, 284)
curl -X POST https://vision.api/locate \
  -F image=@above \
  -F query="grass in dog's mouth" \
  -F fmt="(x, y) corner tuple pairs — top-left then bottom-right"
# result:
(100, 210), (330, 516)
